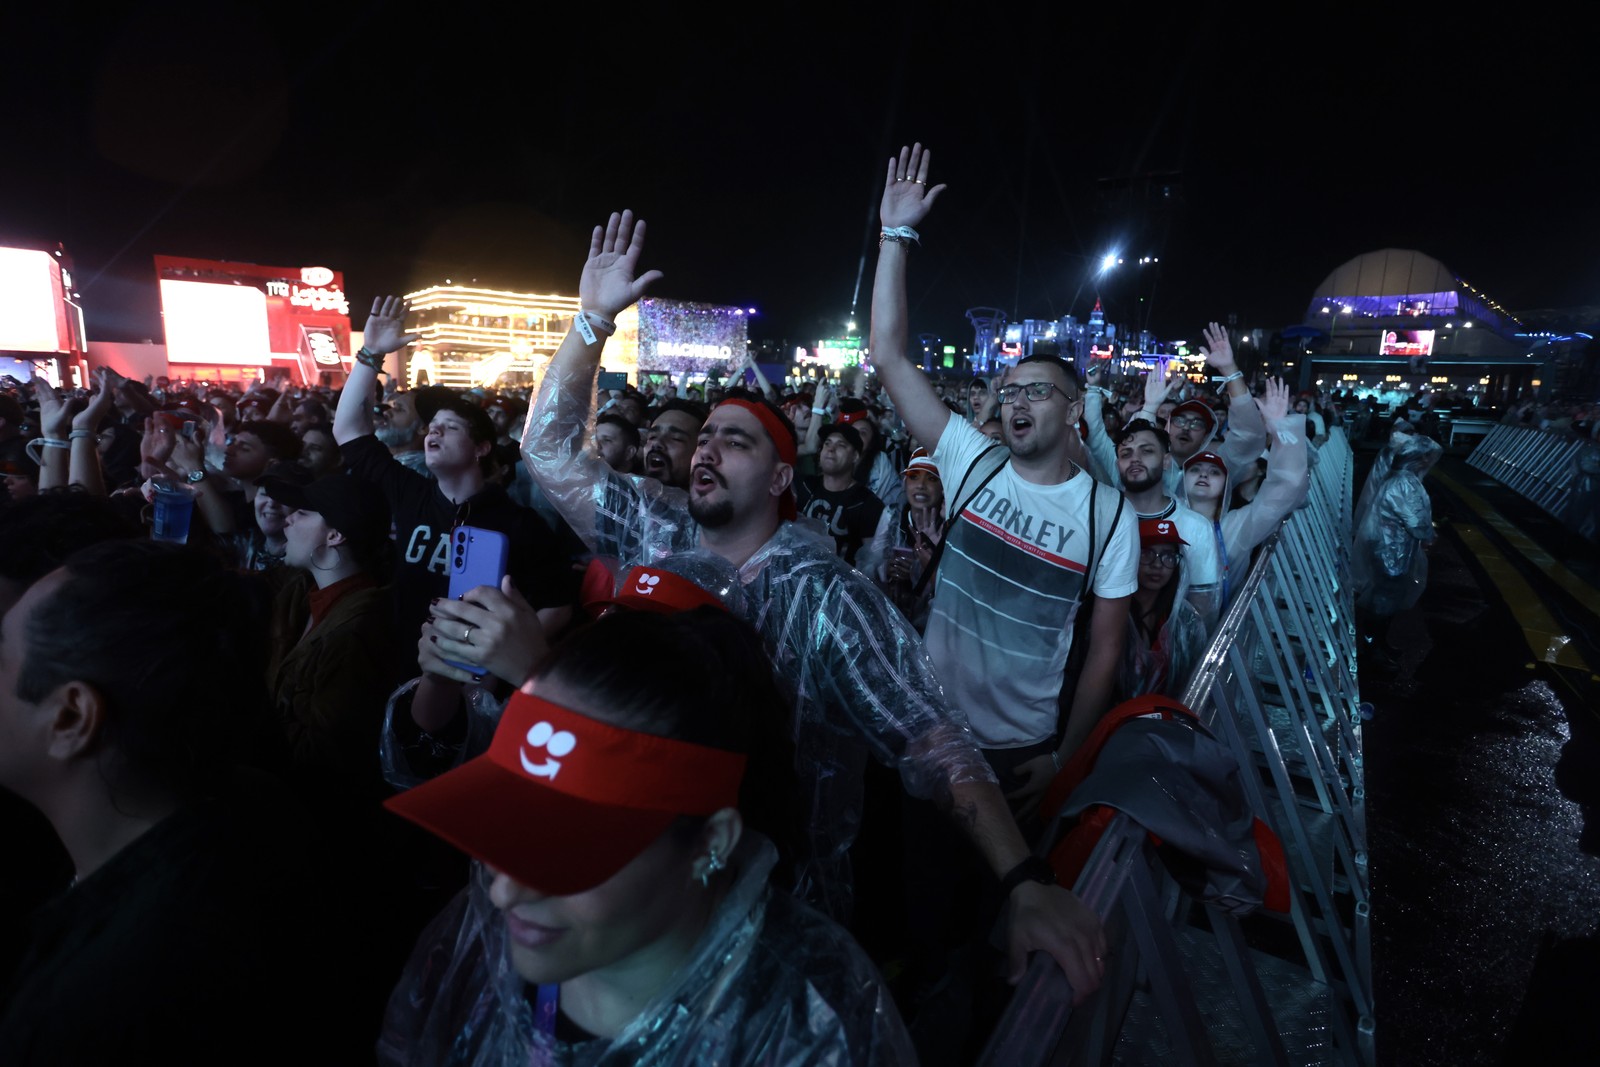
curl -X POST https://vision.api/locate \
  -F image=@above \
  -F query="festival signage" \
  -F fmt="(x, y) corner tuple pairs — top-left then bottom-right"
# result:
(154, 256), (352, 371)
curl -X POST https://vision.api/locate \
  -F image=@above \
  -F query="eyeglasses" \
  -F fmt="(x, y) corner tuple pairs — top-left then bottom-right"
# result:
(1140, 548), (1180, 568)
(1169, 414), (1209, 430)
(996, 382), (1076, 405)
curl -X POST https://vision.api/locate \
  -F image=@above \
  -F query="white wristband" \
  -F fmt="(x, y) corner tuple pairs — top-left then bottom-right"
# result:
(573, 310), (617, 345)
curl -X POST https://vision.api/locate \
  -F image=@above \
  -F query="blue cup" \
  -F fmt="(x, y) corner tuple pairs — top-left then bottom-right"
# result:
(151, 479), (197, 543)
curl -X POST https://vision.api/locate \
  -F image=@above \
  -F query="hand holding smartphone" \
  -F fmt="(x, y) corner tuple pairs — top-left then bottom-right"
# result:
(444, 526), (510, 677)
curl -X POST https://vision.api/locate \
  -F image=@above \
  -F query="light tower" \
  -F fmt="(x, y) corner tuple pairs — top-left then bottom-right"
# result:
(965, 307), (1006, 374)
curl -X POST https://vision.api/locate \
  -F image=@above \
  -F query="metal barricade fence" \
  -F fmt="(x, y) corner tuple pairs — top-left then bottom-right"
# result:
(1467, 424), (1593, 531)
(982, 430), (1374, 1066)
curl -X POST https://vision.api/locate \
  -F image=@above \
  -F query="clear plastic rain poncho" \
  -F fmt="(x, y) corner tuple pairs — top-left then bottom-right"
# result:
(522, 376), (996, 922)
(1353, 428), (1412, 536)
(377, 837), (917, 1067)
(1119, 541), (1209, 701)
(1353, 434), (1441, 616)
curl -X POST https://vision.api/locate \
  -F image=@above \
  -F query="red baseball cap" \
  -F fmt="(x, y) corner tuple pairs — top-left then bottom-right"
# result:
(1139, 517), (1189, 547)
(384, 690), (747, 895)
(1169, 399), (1217, 436)
(901, 447), (940, 479)
(1182, 450), (1229, 475)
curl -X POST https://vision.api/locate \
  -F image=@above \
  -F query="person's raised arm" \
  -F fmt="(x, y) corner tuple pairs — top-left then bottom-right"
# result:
(741, 350), (779, 403)
(1080, 364), (1118, 486)
(1135, 365), (1180, 425)
(1201, 322), (1266, 471)
(34, 384), (72, 491)
(68, 370), (118, 496)
(1231, 378), (1310, 553)
(334, 296), (418, 445)
(868, 143), (953, 450)
(798, 384), (833, 457)
(524, 211), (662, 457)
(265, 373), (295, 425)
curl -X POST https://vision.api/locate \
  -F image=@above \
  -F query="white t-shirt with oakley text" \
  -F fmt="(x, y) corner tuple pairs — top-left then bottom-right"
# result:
(927, 414), (1139, 748)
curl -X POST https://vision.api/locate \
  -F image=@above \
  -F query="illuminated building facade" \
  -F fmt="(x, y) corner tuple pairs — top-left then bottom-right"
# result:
(1288, 249), (1539, 397)
(401, 287), (748, 390)
(401, 286), (583, 389)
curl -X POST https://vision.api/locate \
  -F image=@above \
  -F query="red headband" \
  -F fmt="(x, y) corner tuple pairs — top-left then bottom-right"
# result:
(715, 398), (798, 466)
(384, 691), (747, 895)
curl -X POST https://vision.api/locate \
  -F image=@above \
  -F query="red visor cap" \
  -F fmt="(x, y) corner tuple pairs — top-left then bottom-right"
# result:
(584, 564), (727, 617)
(384, 691), (747, 895)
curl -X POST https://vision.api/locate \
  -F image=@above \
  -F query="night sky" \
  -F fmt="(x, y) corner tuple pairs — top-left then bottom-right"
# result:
(3, 5), (1594, 351)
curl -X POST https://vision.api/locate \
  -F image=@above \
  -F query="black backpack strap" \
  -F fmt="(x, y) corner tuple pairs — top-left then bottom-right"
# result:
(911, 444), (1007, 598)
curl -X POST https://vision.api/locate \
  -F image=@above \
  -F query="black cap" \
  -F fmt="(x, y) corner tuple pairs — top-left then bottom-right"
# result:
(257, 473), (391, 549)
(413, 386), (496, 443)
(819, 423), (863, 453)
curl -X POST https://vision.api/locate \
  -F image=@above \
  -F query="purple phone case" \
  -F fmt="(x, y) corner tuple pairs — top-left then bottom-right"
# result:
(444, 526), (510, 676)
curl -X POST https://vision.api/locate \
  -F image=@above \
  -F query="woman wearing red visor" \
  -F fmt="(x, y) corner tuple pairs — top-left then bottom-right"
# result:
(379, 607), (914, 1065)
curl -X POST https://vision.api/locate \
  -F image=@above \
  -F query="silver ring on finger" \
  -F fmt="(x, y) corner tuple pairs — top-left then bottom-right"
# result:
(463, 625), (474, 644)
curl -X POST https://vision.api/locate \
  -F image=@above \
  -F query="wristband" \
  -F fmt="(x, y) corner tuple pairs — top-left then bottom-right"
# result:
(1050, 748), (1062, 772)
(39, 437), (69, 448)
(810, 406), (827, 416)
(69, 429), (93, 440)
(879, 225), (920, 247)
(1213, 371), (1243, 385)
(356, 346), (385, 371)
(574, 310), (617, 345)
(998, 855), (1057, 898)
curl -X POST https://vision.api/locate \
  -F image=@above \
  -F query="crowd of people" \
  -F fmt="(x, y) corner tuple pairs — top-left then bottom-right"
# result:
(0, 144), (1417, 1065)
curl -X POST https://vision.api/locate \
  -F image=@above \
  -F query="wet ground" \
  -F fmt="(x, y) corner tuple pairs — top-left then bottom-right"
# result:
(1360, 448), (1600, 1066)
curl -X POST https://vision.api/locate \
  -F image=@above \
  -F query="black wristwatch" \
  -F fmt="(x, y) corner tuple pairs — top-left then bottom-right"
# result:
(998, 855), (1058, 897)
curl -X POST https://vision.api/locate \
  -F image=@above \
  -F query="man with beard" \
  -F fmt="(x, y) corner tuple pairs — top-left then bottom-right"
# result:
(1107, 420), (1221, 633)
(522, 209), (1107, 998)
(591, 411), (641, 474)
(640, 399), (706, 488)
(794, 423), (884, 565)
(374, 389), (429, 476)
(1086, 326), (1264, 505)
(869, 144), (1138, 804)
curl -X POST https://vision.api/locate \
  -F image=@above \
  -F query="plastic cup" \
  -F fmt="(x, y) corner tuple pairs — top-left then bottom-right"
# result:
(151, 480), (197, 543)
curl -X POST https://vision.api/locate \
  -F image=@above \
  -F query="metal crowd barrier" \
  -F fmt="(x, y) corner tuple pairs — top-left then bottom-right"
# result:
(1467, 424), (1596, 536)
(982, 430), (1374, 1066)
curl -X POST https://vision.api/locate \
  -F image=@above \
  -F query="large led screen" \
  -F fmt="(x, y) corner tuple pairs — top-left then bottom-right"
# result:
(154, 256), (352, 369)
(636, 299), (747, 376)
(0, 247), (69, 353)
(1379, 329), (1434, 359)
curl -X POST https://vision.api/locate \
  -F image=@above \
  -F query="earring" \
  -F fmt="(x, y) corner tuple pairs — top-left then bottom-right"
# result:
(697, 847), (725, 888)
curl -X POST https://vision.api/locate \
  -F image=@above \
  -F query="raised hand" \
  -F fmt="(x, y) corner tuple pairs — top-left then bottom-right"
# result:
(1259, 376), (1291, 423)
(170, 427), (207, 476)
(1142, 366), (1178, 413)
(1198, 321), (1235, 372)
(35, 383), (72, 439)
(141, 416), (176, 471)
(580, 210), (664, 320)
(879, 143), (948, 231)
(363, 296), (421, 355)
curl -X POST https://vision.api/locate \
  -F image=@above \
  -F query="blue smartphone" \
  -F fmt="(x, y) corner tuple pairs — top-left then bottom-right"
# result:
(444, 525), (510, 677)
